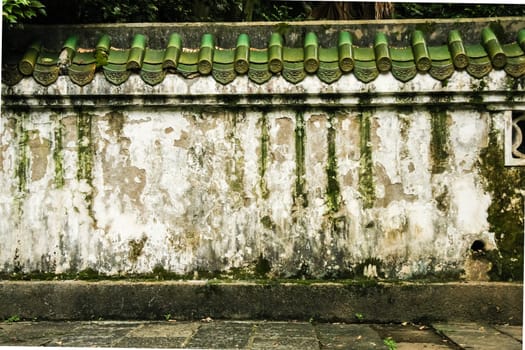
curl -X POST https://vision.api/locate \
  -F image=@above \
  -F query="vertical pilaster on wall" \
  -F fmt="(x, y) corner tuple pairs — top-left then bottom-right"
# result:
(358, 110), (375, 209)
(259, 112), (269, 199)
(76, 112), (96, 226)
(430, 108), (450, 174)
(294, 111), (308, 208)
(326, 112), (340, 213)
(53, 116), (64, 188)
(15, 117), (29, 196)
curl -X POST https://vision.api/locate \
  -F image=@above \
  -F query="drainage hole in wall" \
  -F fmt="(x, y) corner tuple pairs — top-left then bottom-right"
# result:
(470, 239), (486, 252)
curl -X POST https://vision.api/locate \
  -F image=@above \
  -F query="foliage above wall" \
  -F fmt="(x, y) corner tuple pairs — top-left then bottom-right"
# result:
(5, 0), (525, 25)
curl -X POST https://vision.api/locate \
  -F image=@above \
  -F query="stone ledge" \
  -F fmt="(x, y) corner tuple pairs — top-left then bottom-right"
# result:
(0, 281), (521, 324)
(2, 71), (525, 110)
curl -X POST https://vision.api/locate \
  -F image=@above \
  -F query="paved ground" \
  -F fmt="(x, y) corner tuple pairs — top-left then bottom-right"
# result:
(0, 320), (521, 349)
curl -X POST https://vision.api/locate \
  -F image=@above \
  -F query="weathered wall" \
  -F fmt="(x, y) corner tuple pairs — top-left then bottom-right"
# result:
(2, 68), (524, 280)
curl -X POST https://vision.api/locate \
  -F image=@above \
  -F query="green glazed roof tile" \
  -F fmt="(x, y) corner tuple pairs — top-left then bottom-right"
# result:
(505, 55), (525, 77)
(95, 34), (111, 66)
(179, 50), (199, 65)
(163, 46), (181, 69)
(482, 27), (506, 68)
(96, 34), (111, 51)
(465, 44), (488, 59)
(248, 62), (272, 84)
(176, 63), (199, 78)
(304, 32), (319, 73)
(503, 43), (524, 58)
(391, 60), (417, 82)
(141, 62), (163, 73)
(411, 30), (431, 72)
(283, 47), (304, 62)
(62, 36), (78, 51)
(2, 62), (24, 85)
(338, 31), (354, 72)
(354, 59), (378, 82)
(3, 25), (525, 87)
(214, 49), (235, 64)
(249, 49), (268, 64)
(374, 32), (391, 72)
(282, 60), (306, 83)
(103, 64), (131, 85)
(354, 47), (375, 62)
(68, 63), (96, 86)
(19, 41), (41, 75)
(429, 46), (451, 61)
(103, 62), (127, 72)
(429, 59), (454, 80)
(72, 51), (96, 65)
(319, 47), (338, 63)
(162, 33), (182, 70)
(37, 49), (59, 66)
(127, 34), (147, 70)
(390, 47), (414, 62)
(33, 64), (59, 85)
(168, 33), (182, 48)
(317, 60), (342, 83)
(108, 49), (130, 65)
(212, 62), (236, 84)
(143, 49), (165, 64)
(448, 30), (468, 69)
(519, 29), (525, 51)
(235, 34), (250, 74)
(466, 56), (492, 78)
(140, 63), (166, 85)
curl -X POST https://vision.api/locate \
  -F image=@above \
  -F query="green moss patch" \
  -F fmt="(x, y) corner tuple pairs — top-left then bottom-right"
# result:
(259, 113), (270, 199)
(478, 125), (524, 281)
(358, 111), (375, 208)
(326, 113), (340, 213)
(294, 111), (308, 208)
(15, 119), (29, 194)
(53, 117), (64, 188)
(430, 108), (449, 174)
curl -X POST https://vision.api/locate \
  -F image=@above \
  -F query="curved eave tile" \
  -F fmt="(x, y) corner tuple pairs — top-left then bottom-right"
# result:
(3, 27), (525, 87)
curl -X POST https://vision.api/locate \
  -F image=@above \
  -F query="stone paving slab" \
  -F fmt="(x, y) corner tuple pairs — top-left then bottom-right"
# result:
(316, 323), (388, 349)
(0, 320), (522, 349)
(433, 322), (522, 350)
(493, 324), (523, 342)
(396, 343), (453, 350)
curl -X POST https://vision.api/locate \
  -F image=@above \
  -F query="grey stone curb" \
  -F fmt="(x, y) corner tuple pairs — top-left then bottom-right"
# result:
(0, 281), (521, 324)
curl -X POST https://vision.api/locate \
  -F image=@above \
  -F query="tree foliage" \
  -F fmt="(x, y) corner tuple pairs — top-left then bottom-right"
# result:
(2, 0), (46, 24)
(395, 3), (525, 19)
(7, 1), (525, 24)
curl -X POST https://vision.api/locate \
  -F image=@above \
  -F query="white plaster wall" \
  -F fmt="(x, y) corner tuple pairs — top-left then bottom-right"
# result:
(2, 70), (521, 279)
(0, 105), (500, 278)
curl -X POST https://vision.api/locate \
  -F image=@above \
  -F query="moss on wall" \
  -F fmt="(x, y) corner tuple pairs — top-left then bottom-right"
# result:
(15, 119), (29, 194)
(53, 117), (64, 188)
(430, 108), (449, 174)
(225, 114), (245, 195)
(478, 123), (524, 281)
(77, 114), (93, 183)
(259, 113), (269, 199)
(358, 110), (375, 209)
(326, 113), (340, 213)
(76, 113), (96, 224)
(294, 111), (308, 208)
(129, 236), (148, 263)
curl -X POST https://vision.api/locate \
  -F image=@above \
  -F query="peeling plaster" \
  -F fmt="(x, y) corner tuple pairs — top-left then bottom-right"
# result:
(1, 70), (523, 280)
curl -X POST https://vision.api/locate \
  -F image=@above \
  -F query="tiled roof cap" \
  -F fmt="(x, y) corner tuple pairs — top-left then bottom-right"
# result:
(3, 25), (525, 86)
